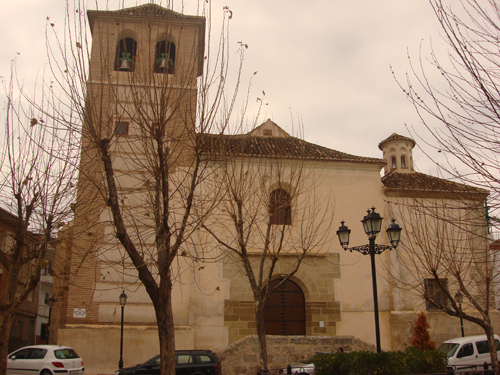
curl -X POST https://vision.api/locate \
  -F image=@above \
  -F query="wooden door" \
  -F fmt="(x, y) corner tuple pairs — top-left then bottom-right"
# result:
(264, 279), (305, 335)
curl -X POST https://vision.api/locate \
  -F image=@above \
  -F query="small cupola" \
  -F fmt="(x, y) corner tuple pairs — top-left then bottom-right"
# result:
(378, 133), (416, 175)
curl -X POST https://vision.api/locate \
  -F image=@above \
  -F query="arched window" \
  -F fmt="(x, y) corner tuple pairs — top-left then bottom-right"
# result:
(115, 38), (137, 71)
(401, 156), (407, 168)
(270, 189), (291, 225)
(391, 157), (397, 170)
(154, 41), (176, 74)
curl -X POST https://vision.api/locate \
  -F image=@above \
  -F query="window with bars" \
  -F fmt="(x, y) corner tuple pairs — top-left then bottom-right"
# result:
(270, 189), (291, 225)
(424, 278), (449, 310)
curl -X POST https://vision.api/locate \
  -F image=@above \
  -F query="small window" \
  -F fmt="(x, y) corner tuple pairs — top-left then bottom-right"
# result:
(54, 348), (80, 359)
(457, 343), (474, 358)
(476, 340), (500, 354)
(401, 156), (407, 168)
(116, 122), (129, 136)
(28, 348), (47, 359)
(391, 157), (397, 169)
(270, 189), (291, 225)
(195, 355), (213, 364)
(10, 348), (30, 359)
(425, 278), (448, 310)
(154, 41), (176, 74)
(176, 354), (192, 365)
(476, 340), (490, 354)
(115, 38), (137, 72)
(263, 129), (272, 136)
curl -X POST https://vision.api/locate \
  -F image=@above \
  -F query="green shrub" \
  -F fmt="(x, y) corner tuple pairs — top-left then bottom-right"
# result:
(313, 347), (447, 375)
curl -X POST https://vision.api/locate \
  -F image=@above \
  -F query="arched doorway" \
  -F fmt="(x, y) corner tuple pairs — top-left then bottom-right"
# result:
(264, 278), (306, 335)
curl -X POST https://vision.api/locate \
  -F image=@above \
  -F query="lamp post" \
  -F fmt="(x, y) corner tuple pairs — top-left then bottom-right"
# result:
(45, 297), (56, 344)
(337, 207), (402, 353)
(118, 290), (127, 370)
(455, 290), (464, 337)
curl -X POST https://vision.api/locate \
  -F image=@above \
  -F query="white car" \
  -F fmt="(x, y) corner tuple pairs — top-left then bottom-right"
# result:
(279, 363), (315, 375)
(7, 345), (84, 375)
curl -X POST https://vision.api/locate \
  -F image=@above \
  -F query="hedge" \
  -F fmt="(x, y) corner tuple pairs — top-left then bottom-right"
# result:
(313, 347), (448, 375)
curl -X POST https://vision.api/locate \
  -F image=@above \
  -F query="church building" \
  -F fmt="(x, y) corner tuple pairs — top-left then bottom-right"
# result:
(51, 4), (498, 375)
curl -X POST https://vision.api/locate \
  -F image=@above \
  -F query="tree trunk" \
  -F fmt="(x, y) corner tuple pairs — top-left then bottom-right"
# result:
(484, 321), (499, 370)
(0, 312), (14, 375)
(156, 272), (176, 375)
(255, 301), (268, 371)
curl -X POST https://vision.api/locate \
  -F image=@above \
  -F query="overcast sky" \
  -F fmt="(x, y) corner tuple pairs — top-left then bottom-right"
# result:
(1, 0), (452, 175)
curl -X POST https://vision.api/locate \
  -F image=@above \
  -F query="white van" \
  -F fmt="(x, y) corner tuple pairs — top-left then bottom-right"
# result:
(438, 335), (500, 372)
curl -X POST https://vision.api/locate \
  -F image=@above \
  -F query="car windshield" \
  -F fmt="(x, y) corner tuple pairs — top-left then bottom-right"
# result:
(438, 343), (460, 357)
(143, 355), (160, 366)
(54, 348), (80, 359)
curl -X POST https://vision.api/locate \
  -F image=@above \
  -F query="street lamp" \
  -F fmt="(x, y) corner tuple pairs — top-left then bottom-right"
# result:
(455, 290), (464, 337)
(118, 290), (127, 369)
(45, 296), (56, 344)
(337, 207), (402, 353)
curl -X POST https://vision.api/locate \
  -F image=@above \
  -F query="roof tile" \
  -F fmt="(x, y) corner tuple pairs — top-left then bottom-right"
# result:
(198, 134), (384, 164)
(382, 171), (488, 196)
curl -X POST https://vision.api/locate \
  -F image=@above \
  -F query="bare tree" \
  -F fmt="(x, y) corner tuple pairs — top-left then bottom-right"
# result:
(200, 131), (333, 370)
(386, 193), (498, 368)
(32, 2), (251, 374)
(391, 0), (500, 368)
(0, 67), (78, 374)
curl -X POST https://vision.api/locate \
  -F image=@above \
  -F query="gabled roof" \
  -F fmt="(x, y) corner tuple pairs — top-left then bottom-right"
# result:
(378, 133), (415, 150)
(198, 133), (385, 165)
(248, 119), (290, 138)
(382, 171), (488, 197)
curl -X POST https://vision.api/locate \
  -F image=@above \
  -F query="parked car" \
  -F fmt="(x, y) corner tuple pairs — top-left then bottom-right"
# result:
(114, 350), (219, 375)
(278, 363), (315, 375)
(7, 345), (84, 375)
(438, 334), (500, 373)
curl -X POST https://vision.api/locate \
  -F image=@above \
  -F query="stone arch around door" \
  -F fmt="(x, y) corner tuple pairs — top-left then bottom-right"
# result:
(223, 253), (341, 344)
(264, 278), (306, 335)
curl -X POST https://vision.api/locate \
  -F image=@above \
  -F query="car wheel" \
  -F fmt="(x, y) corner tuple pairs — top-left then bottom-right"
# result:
(41, 370), (53, 375)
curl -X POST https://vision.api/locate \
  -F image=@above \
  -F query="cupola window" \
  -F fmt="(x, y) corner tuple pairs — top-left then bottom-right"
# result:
(391, 157), (397, 170)
(115, 38), (137, 72)
(154, 41), (176, 74)
(401, 156), (407, 168)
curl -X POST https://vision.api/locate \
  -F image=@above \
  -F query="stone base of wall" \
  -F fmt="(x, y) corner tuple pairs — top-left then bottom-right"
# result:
(216, 335), (375, 375)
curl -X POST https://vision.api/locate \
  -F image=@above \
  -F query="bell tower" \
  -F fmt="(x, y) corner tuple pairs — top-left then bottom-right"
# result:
(59, 3), (206, 342)
(85, 4), (205, 138)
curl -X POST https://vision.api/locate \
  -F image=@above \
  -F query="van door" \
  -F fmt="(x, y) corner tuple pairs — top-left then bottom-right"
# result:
(454, 342), (477, 372)
(474, 339), (500, 368)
